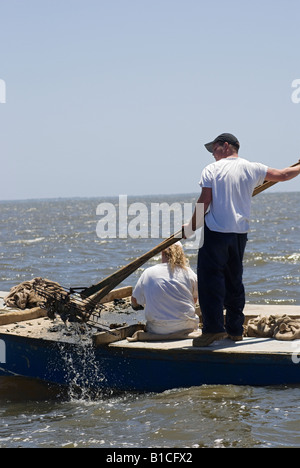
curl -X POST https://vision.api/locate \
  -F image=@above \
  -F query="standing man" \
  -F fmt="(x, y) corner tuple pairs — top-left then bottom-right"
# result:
(184, 133), (300, 347)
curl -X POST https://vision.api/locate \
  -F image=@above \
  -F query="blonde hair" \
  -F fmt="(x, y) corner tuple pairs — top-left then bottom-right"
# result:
(163, 243), (188, 271)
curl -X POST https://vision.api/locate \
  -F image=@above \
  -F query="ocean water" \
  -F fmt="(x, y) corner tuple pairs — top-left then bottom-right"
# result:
(0, 192), (299, 448)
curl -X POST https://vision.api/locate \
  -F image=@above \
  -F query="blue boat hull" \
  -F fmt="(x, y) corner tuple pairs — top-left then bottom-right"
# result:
(0, 333), (299, 392)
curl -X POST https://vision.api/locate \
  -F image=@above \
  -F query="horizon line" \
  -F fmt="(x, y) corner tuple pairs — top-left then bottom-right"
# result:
(0, 189), (299, 204)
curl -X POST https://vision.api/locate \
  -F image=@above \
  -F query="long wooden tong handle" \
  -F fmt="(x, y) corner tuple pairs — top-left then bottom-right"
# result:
(81, 229), (183, 301)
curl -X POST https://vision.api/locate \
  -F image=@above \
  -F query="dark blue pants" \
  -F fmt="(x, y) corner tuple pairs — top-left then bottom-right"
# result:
(197, 224), (248, 336)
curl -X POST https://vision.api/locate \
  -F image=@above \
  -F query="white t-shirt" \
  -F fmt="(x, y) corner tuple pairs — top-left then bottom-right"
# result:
(132, 263), (199, 334)
(199, 157), (268, 233)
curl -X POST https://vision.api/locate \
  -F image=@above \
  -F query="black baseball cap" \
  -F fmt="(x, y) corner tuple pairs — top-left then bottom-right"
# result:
(204, 133), (240, 153)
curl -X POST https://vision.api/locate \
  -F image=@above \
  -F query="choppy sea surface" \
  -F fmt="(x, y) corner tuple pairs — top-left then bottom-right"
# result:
(0, 192), (299, 448)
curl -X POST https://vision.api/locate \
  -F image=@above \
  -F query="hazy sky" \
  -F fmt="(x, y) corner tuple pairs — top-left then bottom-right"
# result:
(1, 0), (300, 200)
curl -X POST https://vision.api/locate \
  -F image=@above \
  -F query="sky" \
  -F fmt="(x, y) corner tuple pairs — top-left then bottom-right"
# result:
(0, 0), (300, 200)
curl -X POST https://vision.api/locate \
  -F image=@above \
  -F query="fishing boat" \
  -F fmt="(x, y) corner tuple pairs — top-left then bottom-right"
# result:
(1, 289), (300, 393)
(2, 166), (300, 394)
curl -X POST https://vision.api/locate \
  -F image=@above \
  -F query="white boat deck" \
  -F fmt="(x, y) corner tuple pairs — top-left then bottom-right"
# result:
(1, 291), (300, 356)
(111, 336), (300, 355)
(0, 315), (299, 357)
(0, 318), (300, 357)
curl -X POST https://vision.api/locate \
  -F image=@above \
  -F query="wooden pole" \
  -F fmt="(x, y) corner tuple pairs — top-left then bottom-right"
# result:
(81, 229), (183, 302)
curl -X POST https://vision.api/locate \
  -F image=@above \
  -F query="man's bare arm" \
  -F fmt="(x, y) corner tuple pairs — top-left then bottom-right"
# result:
(266, 162), (300, 182)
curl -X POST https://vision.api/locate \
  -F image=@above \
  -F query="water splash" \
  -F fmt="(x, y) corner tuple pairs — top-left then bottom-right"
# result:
(56, 324), (107, 400)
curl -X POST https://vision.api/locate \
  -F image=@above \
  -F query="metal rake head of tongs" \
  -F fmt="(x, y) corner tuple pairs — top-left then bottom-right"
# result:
(34, 285), (97, 323)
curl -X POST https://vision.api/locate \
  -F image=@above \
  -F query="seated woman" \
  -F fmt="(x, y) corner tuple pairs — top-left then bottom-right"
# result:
(131, 242), (199, 335)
